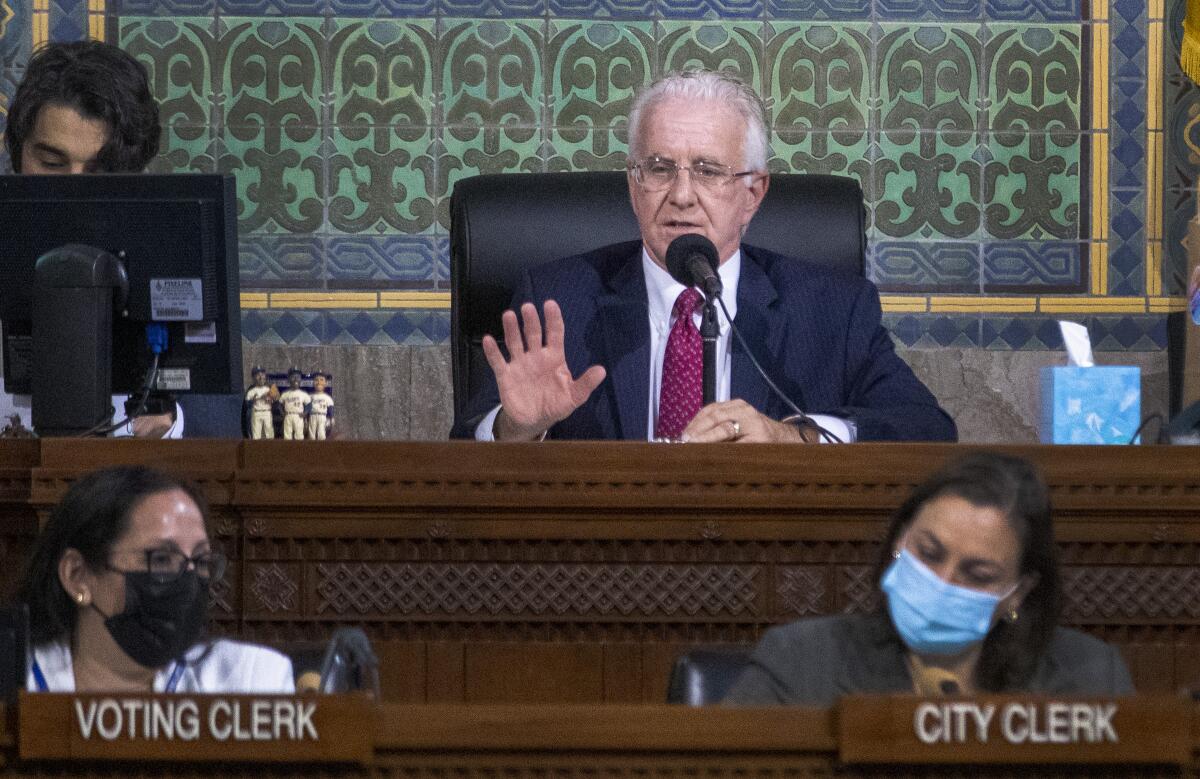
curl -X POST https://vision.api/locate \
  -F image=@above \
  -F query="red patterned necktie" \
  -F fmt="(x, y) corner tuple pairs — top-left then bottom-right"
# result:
(656, 288), (704, 439)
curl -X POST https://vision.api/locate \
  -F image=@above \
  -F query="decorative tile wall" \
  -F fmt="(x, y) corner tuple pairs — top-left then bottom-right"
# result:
(0, 0), (1190, 351)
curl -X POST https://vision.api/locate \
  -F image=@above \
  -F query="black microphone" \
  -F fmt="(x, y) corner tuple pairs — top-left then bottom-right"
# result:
(318, 627), (380, 697)
(665, 234), (721, 297)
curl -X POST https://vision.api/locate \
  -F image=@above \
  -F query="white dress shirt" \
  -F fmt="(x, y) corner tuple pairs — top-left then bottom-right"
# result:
(28, 639), (295, 693)
(476, 247), (854, 442)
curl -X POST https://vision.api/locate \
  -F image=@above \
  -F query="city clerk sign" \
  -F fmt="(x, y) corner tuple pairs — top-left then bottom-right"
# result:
(18, 693), (373, 763)
(838, 695), (1191, 765)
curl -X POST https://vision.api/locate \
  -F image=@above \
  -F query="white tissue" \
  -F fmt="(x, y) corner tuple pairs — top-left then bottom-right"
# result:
(1058, 320), (1094, 368)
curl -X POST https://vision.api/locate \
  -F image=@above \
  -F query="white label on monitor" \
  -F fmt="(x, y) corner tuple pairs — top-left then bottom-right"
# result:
(150, 278), (203, 321)
(185, 321), (217, 344)
(156, 368), (192, 391)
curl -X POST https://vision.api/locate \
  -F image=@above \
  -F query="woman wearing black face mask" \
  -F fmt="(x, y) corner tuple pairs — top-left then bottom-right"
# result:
(17, 466), (293, 692)
(723, 452), (1133, 705)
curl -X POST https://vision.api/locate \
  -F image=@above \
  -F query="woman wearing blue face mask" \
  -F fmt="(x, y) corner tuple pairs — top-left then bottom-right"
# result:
(724, 452), (1133, 704)
(16, 466), (294, 693)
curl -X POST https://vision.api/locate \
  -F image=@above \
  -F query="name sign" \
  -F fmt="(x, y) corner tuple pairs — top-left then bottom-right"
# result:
(838, 695), (1190, 765)
(18, 693), (372, 764)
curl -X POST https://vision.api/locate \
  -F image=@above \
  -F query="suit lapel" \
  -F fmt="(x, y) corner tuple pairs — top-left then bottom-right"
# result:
(731, 249), (789, 414)
(598, 251), (650, 440)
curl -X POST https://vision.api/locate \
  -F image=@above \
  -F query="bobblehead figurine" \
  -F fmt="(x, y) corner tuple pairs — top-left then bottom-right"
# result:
(307, 372), (335, 440)
(244, 366), (279, 439)
(279, 367), (311, 441)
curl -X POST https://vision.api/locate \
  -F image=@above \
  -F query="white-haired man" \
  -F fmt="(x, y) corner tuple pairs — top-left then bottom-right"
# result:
(451, 69), (955, 443)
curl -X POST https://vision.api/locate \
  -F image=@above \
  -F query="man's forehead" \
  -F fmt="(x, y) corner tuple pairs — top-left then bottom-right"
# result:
(30, 104), (108, 155)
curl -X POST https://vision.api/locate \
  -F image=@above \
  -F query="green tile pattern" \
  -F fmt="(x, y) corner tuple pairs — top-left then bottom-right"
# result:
(85, 10), (1152, 349)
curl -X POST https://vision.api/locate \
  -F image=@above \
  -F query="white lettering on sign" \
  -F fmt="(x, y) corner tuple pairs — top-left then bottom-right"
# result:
(913, 702), (1118, 745)
(913, 703), (994, 744)
(74, 698), (317, 743)
(1001, 703), (1118, 744)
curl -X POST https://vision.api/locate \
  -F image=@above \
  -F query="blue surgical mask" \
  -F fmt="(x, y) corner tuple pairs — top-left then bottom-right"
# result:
(881, 548), (1011, 656)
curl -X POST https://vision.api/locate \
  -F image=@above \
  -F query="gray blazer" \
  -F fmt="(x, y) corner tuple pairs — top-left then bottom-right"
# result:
(723, 613), (1134, 706)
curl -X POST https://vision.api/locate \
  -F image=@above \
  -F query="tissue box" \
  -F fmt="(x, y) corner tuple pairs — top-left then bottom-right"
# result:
(1039, 366), (1141, 444)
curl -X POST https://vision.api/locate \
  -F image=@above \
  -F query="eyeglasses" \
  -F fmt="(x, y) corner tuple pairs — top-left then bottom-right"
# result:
(628, 155), (758, 192)
(111, 548), (228, 583)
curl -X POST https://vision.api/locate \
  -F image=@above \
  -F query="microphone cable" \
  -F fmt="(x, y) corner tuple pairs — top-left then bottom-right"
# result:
(713, 296), (843, 444)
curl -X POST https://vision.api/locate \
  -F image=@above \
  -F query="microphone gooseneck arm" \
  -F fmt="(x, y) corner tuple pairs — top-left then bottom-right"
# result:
(700, 295), (719, 406)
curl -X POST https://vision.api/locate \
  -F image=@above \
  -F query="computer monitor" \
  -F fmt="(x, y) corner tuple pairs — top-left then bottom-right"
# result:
(0, 174), (241, 434)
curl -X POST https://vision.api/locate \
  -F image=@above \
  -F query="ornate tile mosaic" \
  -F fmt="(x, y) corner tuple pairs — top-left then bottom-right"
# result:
(1, 1), (1178, 350)
(871, 241), (979, 291)
(874, 0), (980, 21)
(766, 0), (867, 20)
(323, 310), (450, 345)
(326, 235), (440, 286)
(981, 241), (1083, 291)
(239, 233), (325, 288)
(657, 22), (764, 77)
(766, 23), (871, 132)
(884, 313), (981, 348)
(981, 315), (1065, 350)
(0, 67), (18, 147)
(0, 0), (30, 67)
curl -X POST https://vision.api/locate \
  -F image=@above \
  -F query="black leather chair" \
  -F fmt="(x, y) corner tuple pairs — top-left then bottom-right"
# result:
(448, 171), (866, 418)
(665, 646), (754, 705)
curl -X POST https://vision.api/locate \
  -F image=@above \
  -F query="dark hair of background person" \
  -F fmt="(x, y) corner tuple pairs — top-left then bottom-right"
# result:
(15, 466), (209, 646)
(5, 40), (161, 172)
(873, 452), (1062, 692)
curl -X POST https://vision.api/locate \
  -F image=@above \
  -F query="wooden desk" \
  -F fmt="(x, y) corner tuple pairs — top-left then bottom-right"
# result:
(4, 697), (1198, 778)
(3, 441), (1200, 701)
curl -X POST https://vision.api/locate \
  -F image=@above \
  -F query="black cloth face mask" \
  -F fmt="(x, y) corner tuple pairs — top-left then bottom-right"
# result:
(93, 570), (208, 669)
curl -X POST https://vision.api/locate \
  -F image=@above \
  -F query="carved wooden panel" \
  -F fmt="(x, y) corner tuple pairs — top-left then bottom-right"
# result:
(1063, 566), (1200, 621)
(310, 562), (763, 620)
(7, 441), (1200, 700)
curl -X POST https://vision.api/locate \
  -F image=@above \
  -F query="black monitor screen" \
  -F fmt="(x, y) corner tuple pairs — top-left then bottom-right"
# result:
(0, 174), (241, 396)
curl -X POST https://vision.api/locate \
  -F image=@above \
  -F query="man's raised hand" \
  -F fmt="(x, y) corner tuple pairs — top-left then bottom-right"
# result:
(482, 301), (606, 441)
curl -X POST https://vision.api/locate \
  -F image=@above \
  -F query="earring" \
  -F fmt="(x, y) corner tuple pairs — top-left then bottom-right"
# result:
(1006, 607), (1019, 623)
(892, 549), (901, 559)
(75, 592), (87, 605)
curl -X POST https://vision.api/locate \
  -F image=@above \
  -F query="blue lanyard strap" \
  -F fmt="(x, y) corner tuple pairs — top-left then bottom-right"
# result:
(31, 658), (185, 692)
(30, 658), (49, 692)
(164, 661), (185, 692)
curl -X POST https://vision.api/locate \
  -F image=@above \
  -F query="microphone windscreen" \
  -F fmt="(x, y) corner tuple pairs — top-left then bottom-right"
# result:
(665, 234), (719, 287)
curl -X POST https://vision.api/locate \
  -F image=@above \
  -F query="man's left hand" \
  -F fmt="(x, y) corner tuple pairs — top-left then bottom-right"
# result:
(681, 399), (808, 443)
(130, 412), (174, 439)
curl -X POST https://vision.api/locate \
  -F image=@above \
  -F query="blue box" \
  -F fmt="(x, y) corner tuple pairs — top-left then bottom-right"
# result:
(1039, 366), (1141, 444)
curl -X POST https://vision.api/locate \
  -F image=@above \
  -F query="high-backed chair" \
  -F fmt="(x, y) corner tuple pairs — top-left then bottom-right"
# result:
(449, 171), (865, 418)
(665, 646), (753, 705)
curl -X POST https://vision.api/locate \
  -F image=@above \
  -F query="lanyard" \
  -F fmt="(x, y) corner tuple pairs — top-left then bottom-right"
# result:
(31, 658), (185, 692)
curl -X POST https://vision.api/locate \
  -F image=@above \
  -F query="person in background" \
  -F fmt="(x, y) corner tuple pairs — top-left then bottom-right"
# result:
(723, 452), (1132, 705)
(17, 466), (293, 692)
(1, 39), (177, 437)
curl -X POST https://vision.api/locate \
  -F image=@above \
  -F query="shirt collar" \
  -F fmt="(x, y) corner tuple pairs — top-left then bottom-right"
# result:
(642, 245), (740, 329)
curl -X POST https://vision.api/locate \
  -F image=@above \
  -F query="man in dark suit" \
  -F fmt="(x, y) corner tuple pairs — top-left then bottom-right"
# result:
(452, 69), (955, 443)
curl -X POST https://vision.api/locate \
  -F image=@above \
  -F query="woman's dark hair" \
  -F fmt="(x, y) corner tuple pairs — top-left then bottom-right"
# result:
(5, 40), (160, 172)
(16, 466), (207, 645)
(873, 452), (1061, 692)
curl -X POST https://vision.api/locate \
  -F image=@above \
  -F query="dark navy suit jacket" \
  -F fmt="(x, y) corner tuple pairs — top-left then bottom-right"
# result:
(451, 240), (956, 442)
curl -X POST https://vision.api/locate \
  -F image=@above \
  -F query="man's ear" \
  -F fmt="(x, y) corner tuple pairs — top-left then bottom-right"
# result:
(58, 548), (93, 606)
(740, 173), (769, 229)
